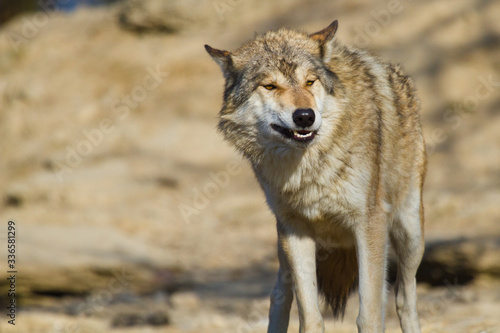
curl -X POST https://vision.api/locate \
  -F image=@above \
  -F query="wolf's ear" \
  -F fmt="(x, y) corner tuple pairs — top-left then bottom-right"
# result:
(309, 20), (338, 45)
(205, 44), (233, 78)
(309, 20), (338, 61)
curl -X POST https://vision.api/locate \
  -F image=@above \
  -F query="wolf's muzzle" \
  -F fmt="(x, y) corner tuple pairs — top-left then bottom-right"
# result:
(271, 124), (317, 143)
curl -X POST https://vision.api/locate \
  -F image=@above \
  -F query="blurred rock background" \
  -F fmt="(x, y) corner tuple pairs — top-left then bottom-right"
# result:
(0, 0), (499, 332)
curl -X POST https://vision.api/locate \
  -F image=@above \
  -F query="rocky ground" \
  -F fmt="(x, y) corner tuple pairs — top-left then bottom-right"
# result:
(0, 0), (499, 332)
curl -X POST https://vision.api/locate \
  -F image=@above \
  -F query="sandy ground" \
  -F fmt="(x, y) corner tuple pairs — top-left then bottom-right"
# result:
(0, 0), (499, 332)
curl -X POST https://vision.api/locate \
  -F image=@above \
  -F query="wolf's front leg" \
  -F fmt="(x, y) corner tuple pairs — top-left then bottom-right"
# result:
(267, 244), (294, 333)
(272, 222), (324, 333)
(355, 212), (389, 333)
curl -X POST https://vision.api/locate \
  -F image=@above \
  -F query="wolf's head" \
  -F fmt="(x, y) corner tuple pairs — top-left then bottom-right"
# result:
(206, 20), (342, 161)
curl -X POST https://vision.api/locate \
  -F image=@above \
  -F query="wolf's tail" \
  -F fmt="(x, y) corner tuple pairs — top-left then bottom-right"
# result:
(316, 247), (358, 319)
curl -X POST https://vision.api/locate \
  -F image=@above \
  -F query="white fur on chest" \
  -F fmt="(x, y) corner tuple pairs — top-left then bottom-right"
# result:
(255, 144), (371, 230)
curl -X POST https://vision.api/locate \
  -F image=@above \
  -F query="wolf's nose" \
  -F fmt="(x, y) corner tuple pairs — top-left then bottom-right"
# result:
(293, 108), (315, 128)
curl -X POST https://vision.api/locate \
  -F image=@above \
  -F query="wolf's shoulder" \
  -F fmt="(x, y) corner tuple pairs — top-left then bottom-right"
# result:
(385, 63), (420, 113)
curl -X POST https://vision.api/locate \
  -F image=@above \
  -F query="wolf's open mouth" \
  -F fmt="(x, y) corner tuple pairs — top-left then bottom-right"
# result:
(271, 124), (317, 142)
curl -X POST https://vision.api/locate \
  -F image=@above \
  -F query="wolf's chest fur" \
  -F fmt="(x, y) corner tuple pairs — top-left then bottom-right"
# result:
(253, 144), (370, 246)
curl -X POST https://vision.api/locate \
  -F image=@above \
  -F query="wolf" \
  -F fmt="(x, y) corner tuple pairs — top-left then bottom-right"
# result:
(205, 19), (426, 333)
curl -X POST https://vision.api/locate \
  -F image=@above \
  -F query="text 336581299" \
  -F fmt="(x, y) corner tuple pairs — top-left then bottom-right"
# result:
(6, 220), (16, 325)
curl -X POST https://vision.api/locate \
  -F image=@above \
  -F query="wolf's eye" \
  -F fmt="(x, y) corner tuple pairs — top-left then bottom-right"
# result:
(263, 84), (276, 90)
(306, 80), (316, 86)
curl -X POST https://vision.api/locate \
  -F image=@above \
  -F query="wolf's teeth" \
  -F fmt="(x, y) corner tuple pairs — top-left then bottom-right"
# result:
(294, 131), (312, 138)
